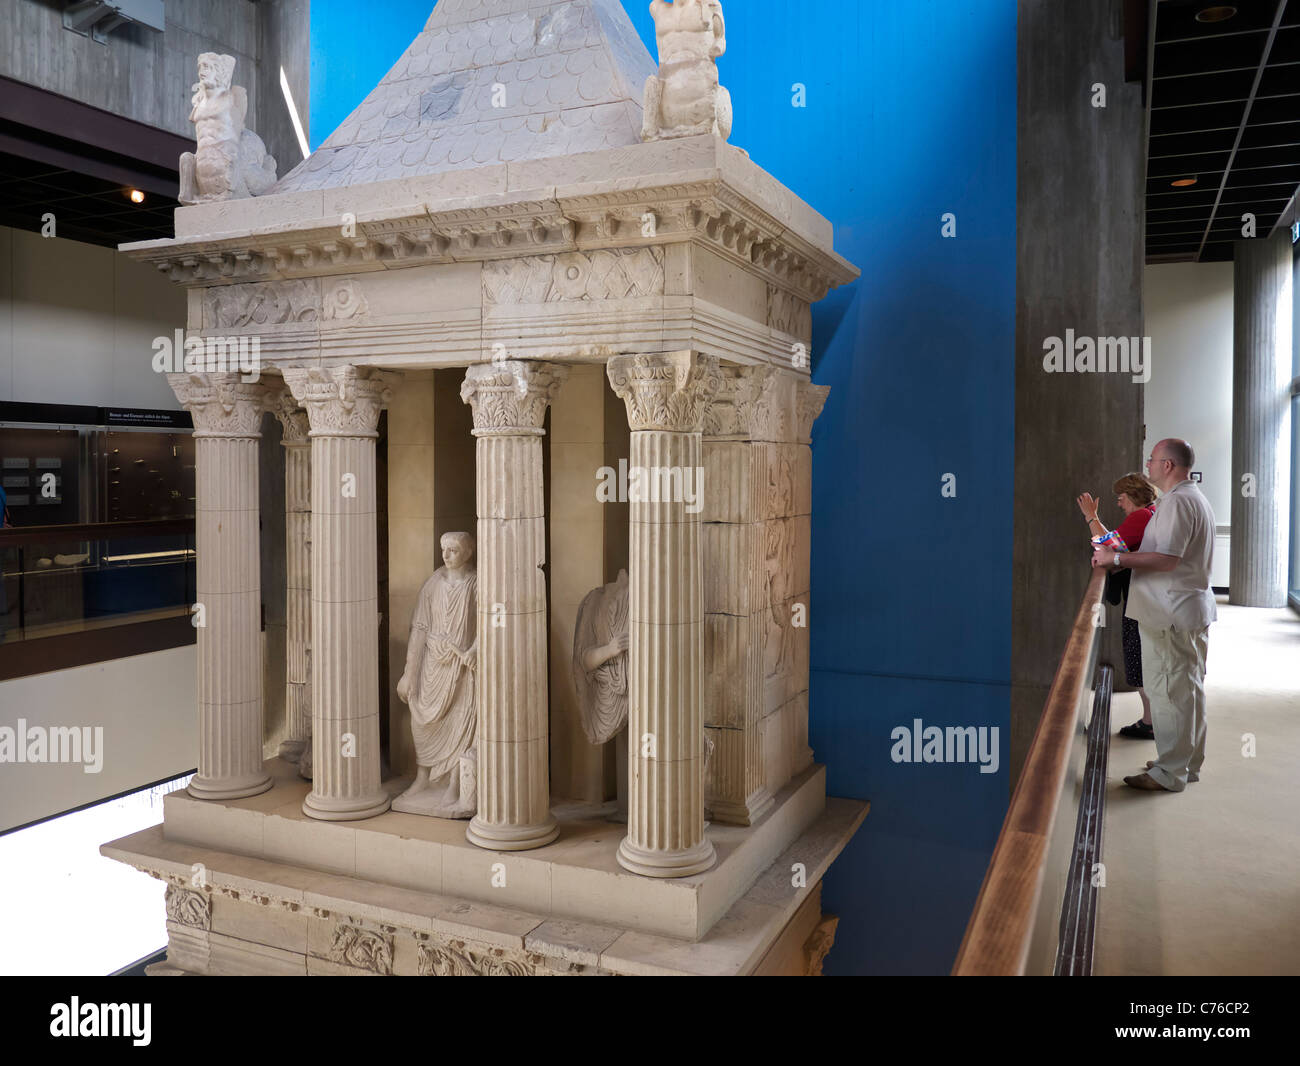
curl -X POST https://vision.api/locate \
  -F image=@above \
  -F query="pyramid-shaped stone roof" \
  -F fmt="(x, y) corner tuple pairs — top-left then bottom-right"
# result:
(275, 0), (656, 193)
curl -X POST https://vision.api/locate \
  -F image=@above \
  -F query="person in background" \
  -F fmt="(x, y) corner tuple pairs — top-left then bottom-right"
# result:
(1092, 439), (1216, 793)
(1077, 472), (1158, 740)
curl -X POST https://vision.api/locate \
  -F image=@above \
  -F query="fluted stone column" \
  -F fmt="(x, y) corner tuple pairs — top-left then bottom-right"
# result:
(169, 373), (272, 801)
(608, 351), (721, 878)
(283, 366), (394, 821)
(461, 361), (568, 851)
(270, 388), (312, 764)
(1231, 233), (1294, 607)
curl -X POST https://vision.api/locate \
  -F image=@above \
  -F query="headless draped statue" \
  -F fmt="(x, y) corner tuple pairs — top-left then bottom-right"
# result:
(573, 569), (630, 746)
(573, 570), (713, 820)
(394, 532), (478, 818)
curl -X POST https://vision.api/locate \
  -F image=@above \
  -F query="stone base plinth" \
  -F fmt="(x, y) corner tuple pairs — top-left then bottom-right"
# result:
(102, 760), (866, 975)
(133, 757), (852, 940)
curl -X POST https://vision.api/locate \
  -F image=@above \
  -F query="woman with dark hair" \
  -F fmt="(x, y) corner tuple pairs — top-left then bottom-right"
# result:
(1077, 472), (1158, 740)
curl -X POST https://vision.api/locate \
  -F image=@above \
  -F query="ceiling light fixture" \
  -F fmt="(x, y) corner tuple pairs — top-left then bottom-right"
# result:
(1194, 6), (1238, 22)
(1171, 177), (1198, 187)
(128, 188), (145, 203)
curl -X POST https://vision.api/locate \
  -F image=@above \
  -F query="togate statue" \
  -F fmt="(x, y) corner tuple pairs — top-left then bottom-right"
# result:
(573, 569), (630, 747)
(574, 570), (715, 820)
(180, 53), (278, 205)
(642, 0), (732, 143)
(394, 533), (479, 819)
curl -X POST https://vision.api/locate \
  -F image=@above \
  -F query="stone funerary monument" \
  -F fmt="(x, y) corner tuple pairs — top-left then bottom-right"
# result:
(104, 0), (864, 976)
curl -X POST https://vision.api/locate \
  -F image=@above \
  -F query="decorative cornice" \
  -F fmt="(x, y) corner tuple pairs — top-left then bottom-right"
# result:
(167, 373), (267, 438)
(461, 361), (569, 436)
(124, 178), (856, 306)
(282, 365), (395, 437)
(607, 351), (721, 433)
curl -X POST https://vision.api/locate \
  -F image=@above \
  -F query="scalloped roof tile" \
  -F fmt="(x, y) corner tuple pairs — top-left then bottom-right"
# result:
(274, 0), (656, 193)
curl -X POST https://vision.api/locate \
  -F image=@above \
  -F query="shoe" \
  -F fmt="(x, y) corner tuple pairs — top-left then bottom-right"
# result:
(1146, 760), (1200, 783)
(1123, 772), (1170, 791)
(1119, 719), (1155, 740)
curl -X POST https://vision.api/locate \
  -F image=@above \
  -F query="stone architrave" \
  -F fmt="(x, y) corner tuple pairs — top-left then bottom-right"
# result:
(179, 53), (277, 204)
(608, 350), (721, 878)
(282, 365), (395, 821)
(394, 532), (480, 819)
(168, 372), (272, 801)
(642, 0), (732, 143)
(269, 386), (312, 764)
(461, 360), (569, 851)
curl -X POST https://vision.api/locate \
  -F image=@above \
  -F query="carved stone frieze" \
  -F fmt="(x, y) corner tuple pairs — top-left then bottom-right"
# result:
(329, 924), (394, 975)
(767, 284), (812, 341)
(167, 373), (267, 437)
(207, 279), (369, 328)
(164, 884), (211, 930)
(282, 365), (394, 437)
(482, 247), (666, 306)
(416, 939), (543, 977)
(461, 361), (569, 436)
(607, 351), (721, 433)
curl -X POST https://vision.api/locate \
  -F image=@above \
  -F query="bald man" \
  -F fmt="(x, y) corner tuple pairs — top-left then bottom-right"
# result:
(1092, 439), (1216, 792)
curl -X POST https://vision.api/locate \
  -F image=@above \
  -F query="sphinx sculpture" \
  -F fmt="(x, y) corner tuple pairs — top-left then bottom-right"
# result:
(394, 533), (479, 819)
(642, 0), (732, 143)
(179, 53), (278, 205)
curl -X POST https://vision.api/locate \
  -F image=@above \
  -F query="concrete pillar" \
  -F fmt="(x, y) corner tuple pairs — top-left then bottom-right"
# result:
(270, 388), (312, 763)
(1011, 0), (1145, 783)
(1230, 233), (1294, 607)
(608, 351), (720, 878)
(283, 366), (394, 821)
(168, 373), (272, 801)
(461, 360), (568, 851)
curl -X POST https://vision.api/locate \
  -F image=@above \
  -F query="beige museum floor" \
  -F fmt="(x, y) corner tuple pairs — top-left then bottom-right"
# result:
(1095, 597), (1300, 976)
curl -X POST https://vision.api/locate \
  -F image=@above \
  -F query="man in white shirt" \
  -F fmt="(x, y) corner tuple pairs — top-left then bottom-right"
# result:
(1092, 439), (1216, 792)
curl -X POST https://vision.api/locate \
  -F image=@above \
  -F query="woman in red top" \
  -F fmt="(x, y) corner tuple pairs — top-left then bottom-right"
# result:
(1076, 472), (1158, 739)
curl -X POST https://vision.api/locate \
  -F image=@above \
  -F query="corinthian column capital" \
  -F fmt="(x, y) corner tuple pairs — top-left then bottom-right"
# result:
(461, 360), (569, 436)
(796, 382), (831, 444)
(168, 372), (267, 438)
(267, 383), (311, 445)
(282, 366), (395, 437)
(607, 351), (721, 432)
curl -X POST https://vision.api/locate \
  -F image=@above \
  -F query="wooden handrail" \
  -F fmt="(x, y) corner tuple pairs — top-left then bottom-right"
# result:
(0, 518), (194, 547)
(952, 567), (1106, 976)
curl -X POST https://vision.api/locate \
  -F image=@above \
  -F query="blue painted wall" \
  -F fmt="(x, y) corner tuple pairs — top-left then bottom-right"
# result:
(309, 0), (1017, 975)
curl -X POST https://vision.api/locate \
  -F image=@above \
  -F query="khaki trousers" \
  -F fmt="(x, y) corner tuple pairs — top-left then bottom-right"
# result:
(1137, 622), (1209, 792)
